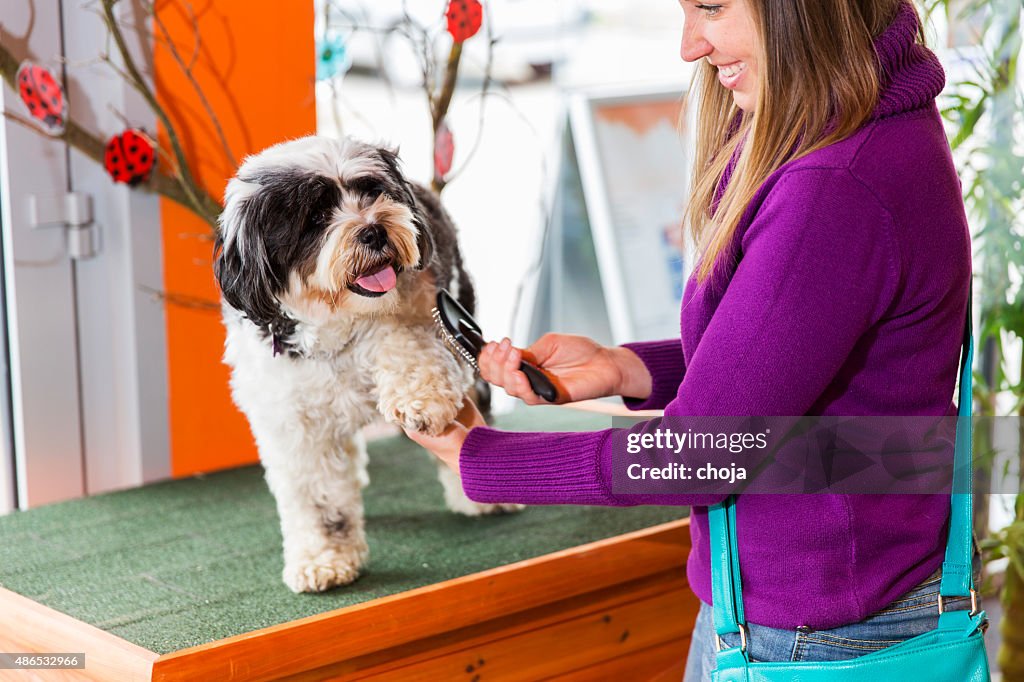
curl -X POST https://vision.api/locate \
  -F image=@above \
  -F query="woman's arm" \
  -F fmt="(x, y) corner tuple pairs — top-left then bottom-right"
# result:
(618, 339), (686, 410)
(430, 168), (901, 507)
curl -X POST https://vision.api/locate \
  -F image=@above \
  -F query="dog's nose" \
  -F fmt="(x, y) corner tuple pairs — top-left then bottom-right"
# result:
(357, 225), (388, 250)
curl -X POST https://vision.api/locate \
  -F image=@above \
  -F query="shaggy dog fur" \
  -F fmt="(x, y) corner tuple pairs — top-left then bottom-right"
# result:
(214, 135), (516, 593)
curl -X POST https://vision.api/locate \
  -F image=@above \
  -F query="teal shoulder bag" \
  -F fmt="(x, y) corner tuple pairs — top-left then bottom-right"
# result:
(708, 290), (991, 682)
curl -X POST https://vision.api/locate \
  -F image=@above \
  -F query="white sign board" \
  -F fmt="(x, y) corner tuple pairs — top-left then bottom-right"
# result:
(523, 82), (693, 348)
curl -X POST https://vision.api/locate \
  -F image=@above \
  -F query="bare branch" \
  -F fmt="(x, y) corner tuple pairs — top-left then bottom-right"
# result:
(443, 5), (497, 187)
(139, 285), (220, 311)
(183, 2), (201, 71)
(105, 102), (134, 129)
(0, 29), (219, 228)
(143, 0), (238, 169)
(430, 40), (463, 193)
(99, 0), (221, 225)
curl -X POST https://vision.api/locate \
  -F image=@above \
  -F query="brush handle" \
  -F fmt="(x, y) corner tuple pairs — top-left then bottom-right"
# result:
(519, 361), (558, 403)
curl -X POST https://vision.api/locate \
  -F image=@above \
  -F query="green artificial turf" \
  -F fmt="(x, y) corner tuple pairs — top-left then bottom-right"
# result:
(0, 405), (686, 654)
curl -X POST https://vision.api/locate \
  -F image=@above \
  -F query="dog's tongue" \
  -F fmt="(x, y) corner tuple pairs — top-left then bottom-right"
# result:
(355, 265), (397, 293)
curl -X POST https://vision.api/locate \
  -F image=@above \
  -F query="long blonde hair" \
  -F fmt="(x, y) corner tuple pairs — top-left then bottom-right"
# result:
(686, 0), (924, 284)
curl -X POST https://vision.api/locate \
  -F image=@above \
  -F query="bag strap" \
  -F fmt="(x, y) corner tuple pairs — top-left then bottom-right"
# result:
(939, 287), (975, 601)
(708, 283), (975, 651)
(709, 496), (744, 642)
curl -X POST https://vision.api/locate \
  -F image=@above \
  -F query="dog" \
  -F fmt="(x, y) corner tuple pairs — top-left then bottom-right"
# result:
(214, 135), (516, 593)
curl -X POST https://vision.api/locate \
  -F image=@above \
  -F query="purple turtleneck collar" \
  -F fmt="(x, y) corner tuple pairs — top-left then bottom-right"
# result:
(871, 1), (946, 119)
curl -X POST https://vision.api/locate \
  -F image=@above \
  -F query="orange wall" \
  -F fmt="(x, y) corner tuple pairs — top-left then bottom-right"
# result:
(154, 1), (316, 476)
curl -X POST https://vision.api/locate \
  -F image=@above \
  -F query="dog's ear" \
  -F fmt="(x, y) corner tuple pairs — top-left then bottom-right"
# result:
(214, 192), (281, 330)
(407, 190), (435, 271)
(215, 170), (340, 327)
(375, 147), (434, 270)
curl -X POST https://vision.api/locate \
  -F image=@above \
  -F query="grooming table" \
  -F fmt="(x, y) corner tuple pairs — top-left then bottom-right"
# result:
(0, 406), (696, 681)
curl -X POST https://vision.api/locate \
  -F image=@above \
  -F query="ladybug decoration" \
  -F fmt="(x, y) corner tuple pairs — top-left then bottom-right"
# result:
(434, 120), (455, 180)
(445, 0), (483, 43)
(104, 129), (156, 186)
(16, 61), (67, 135)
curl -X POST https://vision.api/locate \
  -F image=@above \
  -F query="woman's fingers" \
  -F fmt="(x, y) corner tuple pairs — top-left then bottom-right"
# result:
(479, 341), (507, 387)
(479, 341), (504, 385)
(503, 347), (538, 403)
(479, 342), (494, 381)
(479, 338), (540, 404)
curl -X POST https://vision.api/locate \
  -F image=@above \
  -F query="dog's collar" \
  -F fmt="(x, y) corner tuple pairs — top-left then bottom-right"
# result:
(267, 320), (298, 358)
(265, 316), (357, 360)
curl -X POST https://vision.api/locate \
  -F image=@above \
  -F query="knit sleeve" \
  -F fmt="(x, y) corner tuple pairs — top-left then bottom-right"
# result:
(459, 167), (899, 507)
(619, 339), (685, 411)
(459, 426), (724, 507)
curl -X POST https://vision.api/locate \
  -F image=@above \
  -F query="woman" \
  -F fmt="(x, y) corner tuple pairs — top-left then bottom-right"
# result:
(407, 0), (978, 677)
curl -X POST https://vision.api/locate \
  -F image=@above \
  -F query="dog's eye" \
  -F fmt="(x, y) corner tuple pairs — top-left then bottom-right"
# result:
(310, 208), (333, 231)
(347, 177), (384, 198)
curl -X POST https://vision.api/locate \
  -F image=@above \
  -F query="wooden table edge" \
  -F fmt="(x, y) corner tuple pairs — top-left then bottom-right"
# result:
(153, 518), (691, 681)
(1, 517), (692, 681)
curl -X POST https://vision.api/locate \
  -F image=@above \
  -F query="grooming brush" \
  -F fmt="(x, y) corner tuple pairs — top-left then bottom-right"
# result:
(432, 289), (558, 403)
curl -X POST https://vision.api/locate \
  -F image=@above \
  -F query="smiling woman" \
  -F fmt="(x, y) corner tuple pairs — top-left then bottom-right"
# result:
(679, 0), (761, 111)
(406, 0), (989, 679)
(684, 0), (916, 286)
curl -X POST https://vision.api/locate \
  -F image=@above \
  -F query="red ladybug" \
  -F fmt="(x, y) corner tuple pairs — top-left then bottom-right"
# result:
(445, 0), (482, 43)
(16, 61), (66, 134)
(434, 120), (454, 179)
(104, 130), (156, 186)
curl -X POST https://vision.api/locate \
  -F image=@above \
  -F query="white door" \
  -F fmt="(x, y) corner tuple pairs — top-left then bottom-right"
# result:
(0, 0), (170, 512)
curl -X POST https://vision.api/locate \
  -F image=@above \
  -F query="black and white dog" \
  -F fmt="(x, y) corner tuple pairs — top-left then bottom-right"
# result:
(214, 135), (515, 593)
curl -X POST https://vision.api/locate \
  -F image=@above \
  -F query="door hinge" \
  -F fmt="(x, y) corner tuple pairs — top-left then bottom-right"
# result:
(28, 192), (98, 260)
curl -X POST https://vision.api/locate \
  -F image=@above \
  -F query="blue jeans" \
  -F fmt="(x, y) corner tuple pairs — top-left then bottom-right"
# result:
(682, 567), (977, 682)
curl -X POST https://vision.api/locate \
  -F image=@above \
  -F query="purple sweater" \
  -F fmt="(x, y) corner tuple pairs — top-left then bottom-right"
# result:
(460, 3), (970, 630)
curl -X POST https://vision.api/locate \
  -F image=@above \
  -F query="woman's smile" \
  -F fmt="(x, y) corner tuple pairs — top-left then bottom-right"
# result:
(713, 60), (749, 89)
(679, 0), (760, 110)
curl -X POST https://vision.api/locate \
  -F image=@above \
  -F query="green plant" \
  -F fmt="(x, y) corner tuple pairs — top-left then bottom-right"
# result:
(928, 0), (1024, 677)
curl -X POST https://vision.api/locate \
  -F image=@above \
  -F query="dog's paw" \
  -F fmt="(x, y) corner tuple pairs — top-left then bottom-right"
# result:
(445, 494), (526, 517)
(384, 395), (460, 437)
(435, 463), (523, 516)
(282, 544), (368, 593)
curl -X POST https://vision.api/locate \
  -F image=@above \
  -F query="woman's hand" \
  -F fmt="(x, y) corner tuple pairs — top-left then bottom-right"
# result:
(402, 398), (488, 473)
(480, 333), (652, 406)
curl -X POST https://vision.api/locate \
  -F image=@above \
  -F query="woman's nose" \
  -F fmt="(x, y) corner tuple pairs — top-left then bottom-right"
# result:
(680, 20), (713, 62)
